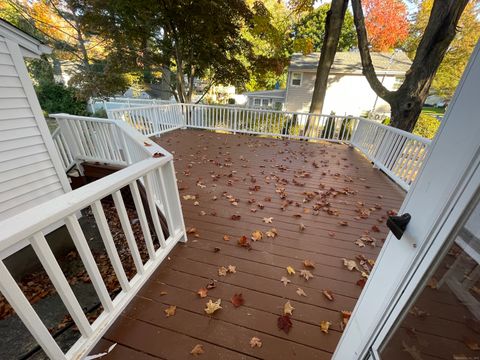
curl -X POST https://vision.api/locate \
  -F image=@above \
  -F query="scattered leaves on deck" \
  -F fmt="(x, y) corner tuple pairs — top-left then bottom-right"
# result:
(262, 217), (273, 224)
(251, 230), (263, 241)
(303, 259), (315, 269)
(283, 301), (295, 316)
(342, 259), (359, 271)
(277, 314), (293, 334)
(320, 320), (331, 334)
(249, 337), (262, 348)
(322, 289), (334, 301)
(190, 344), (205, 356)
(280, 276), (291, 286)
(296, 287), (307, 297)
(286, 266), (296, 275)
(231, 293), (245, 308)
(300, 269), (313, 280)
(164, 305), (176, 317)
(197, 288), (208, 298)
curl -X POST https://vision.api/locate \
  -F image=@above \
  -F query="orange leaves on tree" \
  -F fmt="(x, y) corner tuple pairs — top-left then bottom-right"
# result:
(362, 0), (409, 51)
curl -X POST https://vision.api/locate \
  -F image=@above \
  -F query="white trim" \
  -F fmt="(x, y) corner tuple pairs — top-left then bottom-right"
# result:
(0, 20), (51, 57)
(6, 39), (72, 196)
(290, 71), (303, 87)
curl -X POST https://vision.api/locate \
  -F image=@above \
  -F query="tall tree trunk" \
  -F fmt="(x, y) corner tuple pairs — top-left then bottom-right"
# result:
(351, 0), (469, 132)
(309, 0), (348, 114)
(305, 0), (348, 137)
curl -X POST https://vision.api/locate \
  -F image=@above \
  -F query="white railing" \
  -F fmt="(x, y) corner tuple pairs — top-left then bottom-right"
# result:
(107, 103), (430, 191)
(0, 115), (186, 359)
(89, 97), (175, 113)
(351, 118), (431, 190)
(52, 127), (75, 170)
(107, 104), (185, 137)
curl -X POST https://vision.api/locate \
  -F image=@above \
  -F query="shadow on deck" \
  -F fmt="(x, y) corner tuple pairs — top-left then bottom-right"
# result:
(90, 129), (405, 359)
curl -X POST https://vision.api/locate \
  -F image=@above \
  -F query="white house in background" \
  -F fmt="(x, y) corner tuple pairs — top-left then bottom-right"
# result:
(243, 89), (286, 110)
(285, 51), (411, 116)
(0, 19), (71, 226)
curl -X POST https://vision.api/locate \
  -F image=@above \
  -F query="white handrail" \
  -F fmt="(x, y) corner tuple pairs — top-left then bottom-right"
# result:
(1, 114), (187, 359)
(107, 103), (431, 191)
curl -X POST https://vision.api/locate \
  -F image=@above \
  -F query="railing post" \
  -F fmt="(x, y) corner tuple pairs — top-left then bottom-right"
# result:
(233, 107), (238, 134)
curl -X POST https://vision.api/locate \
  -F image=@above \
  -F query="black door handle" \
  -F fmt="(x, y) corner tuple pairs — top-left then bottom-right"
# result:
(387, 213), (411, 239)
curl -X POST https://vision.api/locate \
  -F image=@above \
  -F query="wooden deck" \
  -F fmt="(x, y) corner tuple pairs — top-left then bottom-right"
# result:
(89, 129), (405, 359)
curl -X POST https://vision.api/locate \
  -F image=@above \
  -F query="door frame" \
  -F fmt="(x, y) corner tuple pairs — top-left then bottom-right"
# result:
(333, 41), (480, 359)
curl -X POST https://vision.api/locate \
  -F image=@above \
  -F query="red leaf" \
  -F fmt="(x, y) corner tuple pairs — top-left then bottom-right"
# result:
(152, 152), (164, 158)
(277, 314), (292, 334)
(231, 293), (245, 308)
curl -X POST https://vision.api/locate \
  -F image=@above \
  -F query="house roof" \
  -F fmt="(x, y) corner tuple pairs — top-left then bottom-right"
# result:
(288, 51), (412, 75)
(0, 18), (51, 58)
(244, 89), (286, 99)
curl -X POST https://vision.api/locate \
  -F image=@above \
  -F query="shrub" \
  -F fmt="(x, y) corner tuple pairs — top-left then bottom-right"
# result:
(36, 82), (87, 116)
(413, 114), (440, 139)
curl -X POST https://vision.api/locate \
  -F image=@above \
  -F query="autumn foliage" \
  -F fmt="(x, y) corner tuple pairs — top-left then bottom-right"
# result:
(362, 0), (409, 51)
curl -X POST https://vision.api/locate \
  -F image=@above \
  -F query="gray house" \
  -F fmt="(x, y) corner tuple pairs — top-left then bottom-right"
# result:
(285, 51), (412, 116)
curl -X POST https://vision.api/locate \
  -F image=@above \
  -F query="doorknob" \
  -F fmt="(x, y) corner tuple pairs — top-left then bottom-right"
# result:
(387, 213), (411, 239)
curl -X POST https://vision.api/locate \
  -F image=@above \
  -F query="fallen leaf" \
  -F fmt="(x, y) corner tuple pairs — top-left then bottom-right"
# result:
(218, 266), (228, 276)
(227, 265), (236, 273)
(277, 314), (292, 334)
(223, 235), (230, 241)
(238, 235), (252, 249)
(265, 228), (278, 238)
(249, 336), (262, 348)
(190, 344), (205, 356)
(356, 278), (366, 288)
(322, 289), (334, 301)
(143, 141), (152, 147)
(300, 269), (313, 280)
(206, 280), (216, 290)
(284, 301), (295, 315)
(251, 230), (263, 241)
(231, 214), (241, 220)
(299, 223), (306, 231)
(401, 341), (423, 360)
(213, 247), (221, 253)
(164, 305), (176, 317)
(338, 221), (348, 226)
(320, 320), (331, 334)
(341, 310), (352, 326)
(464, 337), (480, 350)
(160, 291), (168, 296)
(263, 217), (273, 224)
(342, 259), (359, 271)
(153, 152), (164, 158)
(280, 276), (291, 286)
(286, 266), (296, 275)
(296, 288), (307, 297)
(84, 343), (117, 360)
(303, 259), (315, 269)
(204, 299), (222, 315)
(231, 293), (245, 308)
(197, 288), (208, 298)
(187, 227), (198, 234)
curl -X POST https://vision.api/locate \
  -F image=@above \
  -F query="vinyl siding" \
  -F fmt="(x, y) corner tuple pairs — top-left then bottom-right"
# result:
(285, 70), (395, 116)
(0, 36), (67, 222)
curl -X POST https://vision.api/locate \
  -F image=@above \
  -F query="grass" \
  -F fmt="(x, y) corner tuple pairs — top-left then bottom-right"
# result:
(421, 107), (445, 116)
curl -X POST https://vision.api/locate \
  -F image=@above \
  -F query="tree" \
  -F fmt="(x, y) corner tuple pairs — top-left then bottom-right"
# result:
(308, 0), (349, 118)
(242, 0), (293, 91)
(293, 3), (357, 53)
(351, 0), (470, 132)
(407, 0), (480, 99)
(362, 0), (408, 51)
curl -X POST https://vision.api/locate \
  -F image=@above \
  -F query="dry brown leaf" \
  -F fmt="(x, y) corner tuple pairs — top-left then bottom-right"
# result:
(277, 314), (292, 333)
(197, 287), (208, 298)
(342, 258), (359, 271)
(204, 299), (222, 315)
(464, 337), (480, 350)
(303, 259), (315, 269)
(206, 280), (216, 290)
(299, 223), (306, 231)
(238, 235), (252, 249)
(320, 320), (331, 334)
(280, 276), (291, 286)
(296, 287), (307, 297)
(286, 266), (296, 275)
(263, 217), (273, 224)
(190, 344), (205, 356)
(223, 235), (230, 241)
(164, 305), (176, 317)
(251, 230), (263, 242)
(218, 266), (228, 276)
(249, 336), (262, 348)
(227, 265), (236, 273)
(322, 289), (334, 301)
(265, 228), (278, 238)
(187, 227), (197, 234)
(284, 301), (295, 315)
(341, 310), (352, 326)
(300, 269), (313, 280)
(159, 291), (168, 296)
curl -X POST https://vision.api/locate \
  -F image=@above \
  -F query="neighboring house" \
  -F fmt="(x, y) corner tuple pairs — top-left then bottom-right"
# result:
(284, 51), (411, 116)
(0, 20), (71, 230)
(244, 89), (286, 110)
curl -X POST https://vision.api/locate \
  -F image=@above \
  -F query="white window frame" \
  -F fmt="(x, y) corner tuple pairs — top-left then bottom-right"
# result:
(290, 72), (302, 87)
(253, 98), (261, 106)
(261, 98), (270, 107)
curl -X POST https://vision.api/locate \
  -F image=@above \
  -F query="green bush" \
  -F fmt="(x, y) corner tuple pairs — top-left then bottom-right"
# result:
(413, 114), (440, 139)
(35, 82), (87, 116)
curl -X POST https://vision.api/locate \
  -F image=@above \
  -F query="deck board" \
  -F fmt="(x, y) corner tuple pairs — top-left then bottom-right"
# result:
(91, 129), (405, 359)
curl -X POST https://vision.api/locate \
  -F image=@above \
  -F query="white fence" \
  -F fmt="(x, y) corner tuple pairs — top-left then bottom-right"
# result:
(108, 104), (431, 190)
(0, 114), (186, 359)
(89, 97), (175, 113)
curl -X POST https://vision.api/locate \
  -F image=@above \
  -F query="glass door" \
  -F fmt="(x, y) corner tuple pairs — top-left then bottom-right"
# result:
(378, 196), (480, 359)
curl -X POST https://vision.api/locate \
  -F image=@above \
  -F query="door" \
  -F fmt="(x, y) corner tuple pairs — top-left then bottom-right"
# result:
(333, 41), (480, 359)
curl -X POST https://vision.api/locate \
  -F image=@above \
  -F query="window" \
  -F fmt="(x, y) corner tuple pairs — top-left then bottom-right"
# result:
(291, 72), (302, 87)
(262, 99), (270, 107)
(253, 98), (261, 106)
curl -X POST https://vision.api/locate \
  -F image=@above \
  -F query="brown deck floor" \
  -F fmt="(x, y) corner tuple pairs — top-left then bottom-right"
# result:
(90, 129), (405, 359)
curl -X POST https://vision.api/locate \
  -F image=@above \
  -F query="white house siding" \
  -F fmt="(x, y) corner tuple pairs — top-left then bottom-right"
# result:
(0, 37), (70, 222)
(285, 70), (394, 116)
